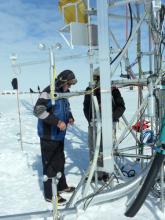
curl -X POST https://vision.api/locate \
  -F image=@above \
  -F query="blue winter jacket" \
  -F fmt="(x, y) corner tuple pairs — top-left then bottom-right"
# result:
(33, 85), (73, 141)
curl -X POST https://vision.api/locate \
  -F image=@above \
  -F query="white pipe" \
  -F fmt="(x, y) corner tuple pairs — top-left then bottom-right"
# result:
(83, 96), (101, 197)
(59, 159), (152, 219)
(77, 159), (152, 209)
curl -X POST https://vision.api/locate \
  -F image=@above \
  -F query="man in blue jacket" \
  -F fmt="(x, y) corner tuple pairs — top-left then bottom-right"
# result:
(34, 70), (77, 203)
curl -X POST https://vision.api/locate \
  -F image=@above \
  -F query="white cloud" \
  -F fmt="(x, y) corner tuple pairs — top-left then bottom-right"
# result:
(0, 0), (62, 44)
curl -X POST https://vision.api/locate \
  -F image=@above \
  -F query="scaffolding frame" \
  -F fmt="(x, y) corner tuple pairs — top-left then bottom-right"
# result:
(1, 0), (165, 219)
(59, 0), (165, 218)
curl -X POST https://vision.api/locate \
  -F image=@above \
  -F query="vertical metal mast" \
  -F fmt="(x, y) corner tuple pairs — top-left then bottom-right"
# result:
(136, 2), (144, 163)
(96, 0), (114, 173)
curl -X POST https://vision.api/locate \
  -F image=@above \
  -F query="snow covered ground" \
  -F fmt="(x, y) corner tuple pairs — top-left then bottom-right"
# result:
(0, 88), (164, 220)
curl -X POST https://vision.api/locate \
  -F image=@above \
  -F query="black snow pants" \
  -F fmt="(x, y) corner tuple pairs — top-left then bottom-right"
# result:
(40, 138), (68, 200)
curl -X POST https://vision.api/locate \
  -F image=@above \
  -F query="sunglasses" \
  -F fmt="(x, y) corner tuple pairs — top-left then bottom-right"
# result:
(67, 82), (72, 86)
(67, 78), (77, 86)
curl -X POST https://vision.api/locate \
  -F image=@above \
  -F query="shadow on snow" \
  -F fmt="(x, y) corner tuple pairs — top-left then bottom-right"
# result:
(31, 124), (89, 193)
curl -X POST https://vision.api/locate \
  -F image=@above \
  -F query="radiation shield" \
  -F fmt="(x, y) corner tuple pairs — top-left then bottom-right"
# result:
(59, 22), (98, 48)
(58, 0), (88, 24)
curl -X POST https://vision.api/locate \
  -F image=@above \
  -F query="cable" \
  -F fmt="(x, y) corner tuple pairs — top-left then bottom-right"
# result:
(83, 173), (119, 210)
(110, 3), (133, 65)
(121, 166), (136, 177)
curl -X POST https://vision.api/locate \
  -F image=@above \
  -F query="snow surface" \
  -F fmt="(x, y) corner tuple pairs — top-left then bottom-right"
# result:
(0, 88), (164, 220)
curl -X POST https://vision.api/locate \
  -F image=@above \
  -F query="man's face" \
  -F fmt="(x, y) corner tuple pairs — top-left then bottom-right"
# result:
(63, 82), (71, 92)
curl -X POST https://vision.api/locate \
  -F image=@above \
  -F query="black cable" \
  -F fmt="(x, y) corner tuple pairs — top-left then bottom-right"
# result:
(121, 166), (136, 177)
(125, 150), (165, 217)
(110, 3), (133, 65)
(83, 173), (118, 210)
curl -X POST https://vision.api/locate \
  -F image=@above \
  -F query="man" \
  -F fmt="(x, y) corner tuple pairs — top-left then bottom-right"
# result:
(83, 70), (125, 124)
(83, 69), (125, 181)
(34, 70), (77, 203)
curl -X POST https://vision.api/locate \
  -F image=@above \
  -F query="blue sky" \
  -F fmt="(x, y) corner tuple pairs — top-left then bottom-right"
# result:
(0, 0), (165, 92)
(0, 0), (89, 92)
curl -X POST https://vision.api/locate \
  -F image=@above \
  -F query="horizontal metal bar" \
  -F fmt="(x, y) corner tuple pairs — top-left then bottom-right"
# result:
(12, 54), (88, 67)
(115, 152), (152, 159)
(109, 13), (137, 20)
(87, 9), (138, 20)
(109, 0), (144, 7)
(0, 210), (52, 220)
(0, 91), (40, 96)
(115, 145), (139, 153)
(141, 51), (155, 56)
(54, 90), (88, 99)
(112, 78), (147, 87)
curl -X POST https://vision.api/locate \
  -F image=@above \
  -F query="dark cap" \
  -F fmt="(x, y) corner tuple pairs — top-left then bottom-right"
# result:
(57, 70), (77, 88)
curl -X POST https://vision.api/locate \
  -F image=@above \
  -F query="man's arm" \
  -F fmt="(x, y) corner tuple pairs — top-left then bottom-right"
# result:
(33, 86), (59, 126)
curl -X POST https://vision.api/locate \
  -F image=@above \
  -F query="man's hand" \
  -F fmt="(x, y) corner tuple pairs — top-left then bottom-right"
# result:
(57, 120), (66, 130)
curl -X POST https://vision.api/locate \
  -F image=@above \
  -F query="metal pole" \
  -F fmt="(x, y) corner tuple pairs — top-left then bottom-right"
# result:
(87, 0), (94, 83)
(136, 2), (144, 167)
(10, 55), (23, 151)
(49, 47), (55, 105)
(148, 25), (153, 74)
(83, 96), (101, 197)
(96, 0), (114, 173)
(16, 89), (23, 151)
(52, 177), (58, 220)
(87, 0), (96, 184)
